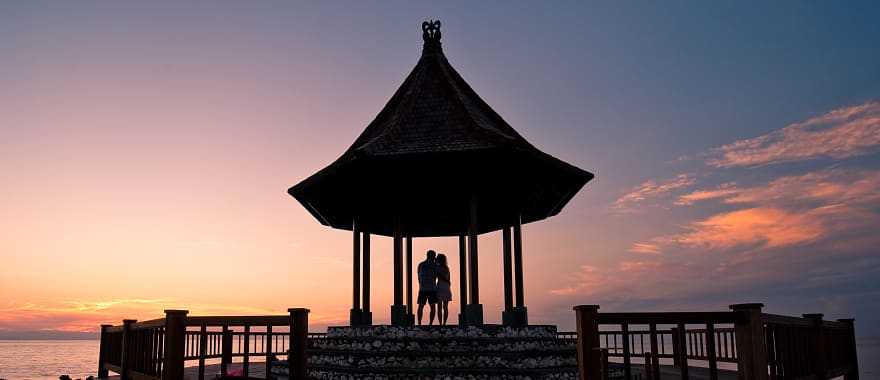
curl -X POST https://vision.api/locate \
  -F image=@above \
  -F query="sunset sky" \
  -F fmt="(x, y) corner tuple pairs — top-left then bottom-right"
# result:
(2, 2), (879, 338)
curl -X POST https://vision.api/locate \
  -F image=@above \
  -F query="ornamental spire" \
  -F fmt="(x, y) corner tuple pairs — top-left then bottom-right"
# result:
(422, 20), (442, 54)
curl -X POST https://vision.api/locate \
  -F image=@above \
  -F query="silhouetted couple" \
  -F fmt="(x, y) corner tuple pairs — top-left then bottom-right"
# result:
(417, 250), (452, 325)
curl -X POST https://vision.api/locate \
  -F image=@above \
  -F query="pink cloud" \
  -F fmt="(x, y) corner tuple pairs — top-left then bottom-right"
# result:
(708, 101), (880, 168)
(613, 174), (695, 212)
(676, 169), (880, 207)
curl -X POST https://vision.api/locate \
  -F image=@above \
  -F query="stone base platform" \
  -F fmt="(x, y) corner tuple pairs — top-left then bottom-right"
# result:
(271, 325), (578, 380)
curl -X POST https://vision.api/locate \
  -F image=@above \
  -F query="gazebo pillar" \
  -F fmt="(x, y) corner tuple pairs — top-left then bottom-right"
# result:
(511, 215), (528, 326)
(350, 221), (362, 326)
(501, 226), (515, 325)
(391, 219), (409, 326)
(362, 232), (372, 325)
(457, 235), (468, 325)
(406, 237), (415, 325)
(463, 196), (484, 325)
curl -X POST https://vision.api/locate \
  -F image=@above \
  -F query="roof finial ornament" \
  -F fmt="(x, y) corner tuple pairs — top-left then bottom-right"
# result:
(422, 19), (441, 44)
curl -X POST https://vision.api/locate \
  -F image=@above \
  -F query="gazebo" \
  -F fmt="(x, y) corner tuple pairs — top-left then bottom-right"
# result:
(289, 21), (593, 327)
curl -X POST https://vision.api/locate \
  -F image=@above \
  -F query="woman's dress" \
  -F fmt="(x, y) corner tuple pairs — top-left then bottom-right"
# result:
(436, 266), (452, 302)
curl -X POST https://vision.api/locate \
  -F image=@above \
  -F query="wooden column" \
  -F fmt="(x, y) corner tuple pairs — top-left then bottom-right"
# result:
(350, 221), (361, 325)
(730, 303), (768, 380)
(575, 305), (601, 380)
(512, 215), (528, 325)
(98, 324), (111, 378)
(362, 232), (372, 325)
(501, 227), (514, 325)
(391, 220), (408, 325)
(162, 310), (188, 380)
(406, 237), (414, 316)
(457, 235), (468, 325)
(464, 196), (483, 325)
(119, 319), (136, 380)
(288, 308), (309, 380)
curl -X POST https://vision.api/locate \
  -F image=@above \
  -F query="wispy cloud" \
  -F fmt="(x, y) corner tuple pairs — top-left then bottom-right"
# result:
(675, 182), (739, 205)
(707, 101), (880, 168)
(612, 174), (695, 212)
(629, 242), (662, 254)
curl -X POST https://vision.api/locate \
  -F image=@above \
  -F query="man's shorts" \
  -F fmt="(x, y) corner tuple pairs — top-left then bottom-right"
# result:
(417, 290), (438, 305)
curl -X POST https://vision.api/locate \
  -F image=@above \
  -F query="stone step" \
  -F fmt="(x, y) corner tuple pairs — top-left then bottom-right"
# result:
(312, 338), (574, 353)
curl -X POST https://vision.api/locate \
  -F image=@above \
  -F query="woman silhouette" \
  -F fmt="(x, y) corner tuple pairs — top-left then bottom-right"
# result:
(435, 254), (452, 325)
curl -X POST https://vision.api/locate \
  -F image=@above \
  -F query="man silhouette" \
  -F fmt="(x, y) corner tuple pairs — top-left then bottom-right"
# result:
(416, 250), (439, 325)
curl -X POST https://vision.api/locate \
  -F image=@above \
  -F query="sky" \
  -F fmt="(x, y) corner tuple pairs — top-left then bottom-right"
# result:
(2, 2), (879, 338)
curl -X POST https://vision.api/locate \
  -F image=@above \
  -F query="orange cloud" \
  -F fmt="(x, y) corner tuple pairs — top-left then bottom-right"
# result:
(670, 207), (825, 250)
(708, 101), (880, 168)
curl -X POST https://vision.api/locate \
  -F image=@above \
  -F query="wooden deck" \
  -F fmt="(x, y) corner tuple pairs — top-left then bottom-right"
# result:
(103, 362), (266, 380)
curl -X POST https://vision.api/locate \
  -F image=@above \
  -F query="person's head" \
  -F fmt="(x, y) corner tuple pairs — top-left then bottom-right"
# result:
(437, 253), (448, 267)
(426, 250), (436, 261)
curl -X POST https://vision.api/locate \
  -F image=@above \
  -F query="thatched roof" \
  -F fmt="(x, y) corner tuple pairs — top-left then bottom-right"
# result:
(289, 21), (593, 237)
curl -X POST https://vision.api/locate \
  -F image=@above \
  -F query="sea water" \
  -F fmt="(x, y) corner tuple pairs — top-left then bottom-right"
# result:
(0, 340), (97, 380)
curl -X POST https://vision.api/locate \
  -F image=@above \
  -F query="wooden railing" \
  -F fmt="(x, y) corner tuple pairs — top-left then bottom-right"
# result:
(573, 303), (860, 380)
(98, 308), (310, 380)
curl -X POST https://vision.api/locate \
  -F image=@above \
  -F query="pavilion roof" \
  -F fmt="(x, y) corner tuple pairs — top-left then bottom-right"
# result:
(289, 21), (593, 237)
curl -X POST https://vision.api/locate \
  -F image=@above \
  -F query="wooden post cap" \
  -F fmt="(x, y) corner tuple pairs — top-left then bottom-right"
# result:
(573, 305), (600, 311)
(803, 313), (824, 319)
(122, 319), (137, 324)
(288, 308), (311, 313)
(164, 309), (189, 315)
(729, 303), (764, 310)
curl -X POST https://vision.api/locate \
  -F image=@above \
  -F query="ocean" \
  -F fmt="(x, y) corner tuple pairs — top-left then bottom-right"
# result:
(0, 339), (877, 380)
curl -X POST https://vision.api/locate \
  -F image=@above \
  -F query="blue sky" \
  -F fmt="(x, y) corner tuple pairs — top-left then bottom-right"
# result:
(2, 2), (880, 338)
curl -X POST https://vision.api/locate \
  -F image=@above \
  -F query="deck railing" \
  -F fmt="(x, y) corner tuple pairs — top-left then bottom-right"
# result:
(573, 303), (859, 380)
(98, 308), (310, 380)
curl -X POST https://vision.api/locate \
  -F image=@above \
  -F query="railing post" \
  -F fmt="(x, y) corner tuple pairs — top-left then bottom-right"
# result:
(838, 318), (859, 380)
(288, 308), (310, 380)
(574, 305), (601, 380)
(162, 310), (188, 380)
(671, 327), (681, 367)
(98, 324), (111, 378)
(221, 326), (232, 376)
(120, 319), (136, 380)
(803, 314), (827, 379)
(198, 324), (207, 380)
(730, 303), (768, 380)
(265, 325), (274, 379)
